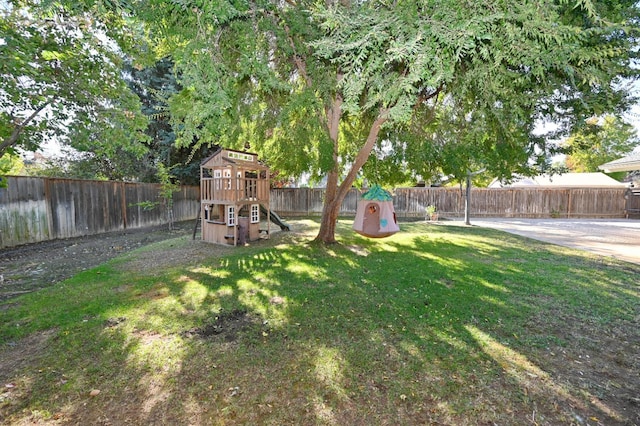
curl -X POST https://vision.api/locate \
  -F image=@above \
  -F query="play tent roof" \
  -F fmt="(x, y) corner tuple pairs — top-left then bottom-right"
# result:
(361, 184), (393, 201)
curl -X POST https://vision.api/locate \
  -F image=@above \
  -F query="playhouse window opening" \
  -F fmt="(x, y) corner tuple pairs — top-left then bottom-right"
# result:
(204, 204), (225, 223)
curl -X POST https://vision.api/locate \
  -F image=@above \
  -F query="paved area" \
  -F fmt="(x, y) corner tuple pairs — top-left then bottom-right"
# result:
(461, 218), (640, 265)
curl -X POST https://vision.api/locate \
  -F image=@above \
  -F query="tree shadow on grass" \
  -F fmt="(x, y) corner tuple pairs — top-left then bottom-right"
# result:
(1, 221), (638, 425)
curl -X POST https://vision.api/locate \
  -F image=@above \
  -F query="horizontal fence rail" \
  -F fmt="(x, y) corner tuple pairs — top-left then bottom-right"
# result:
(270, 188), (359, 216)
(1, 176), (633, 248)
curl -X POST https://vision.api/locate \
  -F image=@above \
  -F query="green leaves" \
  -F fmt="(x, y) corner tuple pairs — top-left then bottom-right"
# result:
(114, 0), (638, 190)
(5, 0), (632, 199)
(40, 50), (67, 61)
(1, 1), (149, 159)
(565, 114), (639, 173)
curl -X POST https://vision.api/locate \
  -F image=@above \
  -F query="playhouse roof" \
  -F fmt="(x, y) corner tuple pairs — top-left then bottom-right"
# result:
(201, 148), (268, 170)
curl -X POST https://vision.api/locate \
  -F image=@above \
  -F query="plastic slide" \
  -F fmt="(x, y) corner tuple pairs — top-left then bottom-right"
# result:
(260, 205), (290, 231)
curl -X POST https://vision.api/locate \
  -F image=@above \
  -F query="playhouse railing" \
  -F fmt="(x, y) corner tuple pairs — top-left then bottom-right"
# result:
(200, 177), (269, 204)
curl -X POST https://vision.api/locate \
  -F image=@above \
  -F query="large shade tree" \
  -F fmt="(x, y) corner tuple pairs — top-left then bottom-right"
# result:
(0, 0), (149, 166)
(52, 0), (640, 242)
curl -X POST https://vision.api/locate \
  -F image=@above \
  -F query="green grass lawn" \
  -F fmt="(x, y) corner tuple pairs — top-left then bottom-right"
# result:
(1, 219), (638, 425)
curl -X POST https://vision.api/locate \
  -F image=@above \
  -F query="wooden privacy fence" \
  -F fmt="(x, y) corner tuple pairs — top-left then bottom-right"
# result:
(1, 178), (630, 248)
(0, 176), (199, 248)
(271, 187), (628, 219)
(393, 187), (628, 218)
(270, 188), (360, 216)
(626, 188), (640, 218)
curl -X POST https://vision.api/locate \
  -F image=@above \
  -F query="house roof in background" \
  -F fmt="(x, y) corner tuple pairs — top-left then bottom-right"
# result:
(489, 172), (628, 188)
(598, 152), (640, 173)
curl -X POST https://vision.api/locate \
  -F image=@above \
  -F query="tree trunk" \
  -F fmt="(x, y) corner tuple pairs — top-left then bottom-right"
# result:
(316, 194), (342, 243)
(314, 106), (388, 243)
(314, 96), (343, 243)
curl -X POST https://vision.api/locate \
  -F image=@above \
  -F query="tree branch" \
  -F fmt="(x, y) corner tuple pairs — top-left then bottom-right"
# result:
(415, 83), (444, 109)
(336, 107), (389, 202)
(265, 10), (313, 89)
(0, 100), (52, 156)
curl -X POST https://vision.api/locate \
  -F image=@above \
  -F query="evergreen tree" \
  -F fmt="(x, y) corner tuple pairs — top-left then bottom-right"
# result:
(125, 58), (218, 185)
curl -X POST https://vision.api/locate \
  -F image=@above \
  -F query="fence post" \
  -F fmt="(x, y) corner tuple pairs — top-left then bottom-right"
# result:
(120, 182), (128, 229)
(44, 177), (54, 239)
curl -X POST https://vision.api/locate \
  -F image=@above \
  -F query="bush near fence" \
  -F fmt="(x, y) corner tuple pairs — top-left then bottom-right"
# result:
(1, 177), (631, 248)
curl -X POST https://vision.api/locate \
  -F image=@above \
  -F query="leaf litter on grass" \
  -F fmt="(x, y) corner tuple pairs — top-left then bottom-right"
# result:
(0, 219), (638, 425)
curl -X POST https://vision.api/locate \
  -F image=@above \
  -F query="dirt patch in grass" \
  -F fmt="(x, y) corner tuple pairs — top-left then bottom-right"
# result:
(120, 236), (233, 275)
(0, 216), (304, 305)
(0, 219), (284, 302)
(0, 328), (58, 418)
(0, 329), (57, 382)
(0, 221), (198, 303)
(182, 309), (266, 342)
(531, 317), (640, 423)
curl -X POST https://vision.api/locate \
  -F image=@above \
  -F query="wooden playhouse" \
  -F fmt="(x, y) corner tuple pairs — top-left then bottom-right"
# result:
(200, 148), (271, 245)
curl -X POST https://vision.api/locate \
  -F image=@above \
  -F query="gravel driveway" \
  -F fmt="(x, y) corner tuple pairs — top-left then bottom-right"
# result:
(465, 218), (640, 264)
